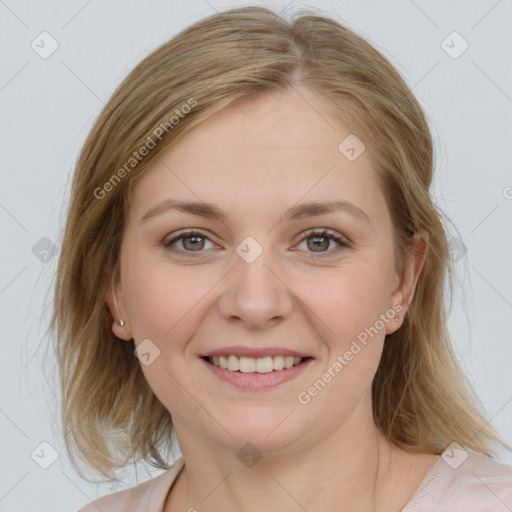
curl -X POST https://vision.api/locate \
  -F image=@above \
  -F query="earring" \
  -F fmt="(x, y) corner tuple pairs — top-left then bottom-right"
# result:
(114, 297), (125, 328)
(393, 303), (401, 322)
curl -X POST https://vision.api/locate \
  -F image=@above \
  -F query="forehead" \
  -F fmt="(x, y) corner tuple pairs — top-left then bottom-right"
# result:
(128, 88), (387, 227)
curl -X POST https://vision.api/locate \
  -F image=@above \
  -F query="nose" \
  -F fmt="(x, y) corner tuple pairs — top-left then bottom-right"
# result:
(217, 249), (294, 330)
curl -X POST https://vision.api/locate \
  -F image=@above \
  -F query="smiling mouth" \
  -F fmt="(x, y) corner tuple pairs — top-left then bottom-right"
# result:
(202, 355), (312, 373)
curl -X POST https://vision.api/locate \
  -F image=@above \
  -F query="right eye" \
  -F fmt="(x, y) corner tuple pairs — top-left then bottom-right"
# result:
(164, 229), (216, 254)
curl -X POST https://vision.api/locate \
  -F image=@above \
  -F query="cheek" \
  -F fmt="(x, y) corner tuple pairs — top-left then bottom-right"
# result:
(304, 259), (392, 334)
(298, 270), (388, 416)
(299, 255), (392, 378)
(122, 263), (215, 415)
(123, 258), (218, 347)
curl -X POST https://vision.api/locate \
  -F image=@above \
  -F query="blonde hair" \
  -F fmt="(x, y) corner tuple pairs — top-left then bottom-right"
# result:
(50, 5), (510, 482)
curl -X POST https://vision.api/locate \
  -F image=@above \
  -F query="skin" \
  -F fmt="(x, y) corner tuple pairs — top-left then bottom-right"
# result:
(107, 87), (438, 512)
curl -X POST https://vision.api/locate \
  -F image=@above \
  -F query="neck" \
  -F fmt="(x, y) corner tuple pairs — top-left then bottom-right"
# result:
(167, 399), (415, 512)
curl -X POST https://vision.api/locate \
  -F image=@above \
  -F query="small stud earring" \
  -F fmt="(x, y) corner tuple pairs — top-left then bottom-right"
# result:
(114, 297), (125, 328)
(394, 317), (399, 322)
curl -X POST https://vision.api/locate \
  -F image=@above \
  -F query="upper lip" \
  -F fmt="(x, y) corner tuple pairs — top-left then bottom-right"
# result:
(201, 346), (312, 358)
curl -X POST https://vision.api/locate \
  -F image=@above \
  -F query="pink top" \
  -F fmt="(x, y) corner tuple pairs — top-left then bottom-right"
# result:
(77, 449), (512, 511)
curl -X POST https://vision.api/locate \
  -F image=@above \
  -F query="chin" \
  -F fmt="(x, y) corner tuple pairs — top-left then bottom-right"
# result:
(210, 409), (310, 454)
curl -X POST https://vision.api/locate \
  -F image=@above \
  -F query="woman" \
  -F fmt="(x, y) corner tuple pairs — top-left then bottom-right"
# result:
(51, 6), (512, 511)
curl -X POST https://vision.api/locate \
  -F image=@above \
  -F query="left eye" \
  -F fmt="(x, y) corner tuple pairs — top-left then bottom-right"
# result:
(163, 228), (351, 255)
(295, 228), (351, 254)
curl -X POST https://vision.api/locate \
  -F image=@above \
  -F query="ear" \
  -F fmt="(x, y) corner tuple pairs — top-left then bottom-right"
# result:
(386, 230), (429, 335)
(106, 279), (133, 341)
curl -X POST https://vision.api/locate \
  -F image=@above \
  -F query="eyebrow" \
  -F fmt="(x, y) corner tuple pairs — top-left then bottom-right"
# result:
(140, 198), (371, 224)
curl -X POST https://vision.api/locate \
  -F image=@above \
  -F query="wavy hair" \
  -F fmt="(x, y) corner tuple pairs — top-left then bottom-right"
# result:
(50, 5), (510, 482)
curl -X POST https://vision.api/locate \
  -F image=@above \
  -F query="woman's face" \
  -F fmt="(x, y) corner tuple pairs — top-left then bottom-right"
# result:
(108, 87), (426, 454)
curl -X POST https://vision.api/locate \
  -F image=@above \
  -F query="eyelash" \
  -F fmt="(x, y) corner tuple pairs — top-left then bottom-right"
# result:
(163, 228), (351, 257)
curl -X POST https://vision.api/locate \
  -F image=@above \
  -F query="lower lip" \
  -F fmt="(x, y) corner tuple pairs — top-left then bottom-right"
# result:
(200, 357), (314, 389)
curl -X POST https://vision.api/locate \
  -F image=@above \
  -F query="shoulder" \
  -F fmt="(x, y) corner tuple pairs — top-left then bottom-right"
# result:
(406, 450), (512, 511)
(77, 457), (185, 512)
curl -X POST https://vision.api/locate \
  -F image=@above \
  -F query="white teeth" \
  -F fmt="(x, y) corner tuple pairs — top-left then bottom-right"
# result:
(208, 355), (305, 372)
(256, 356), (273, 373)
(273, 355), (285, 370)
(239, 356), (256, 373)
(227, 355), (239, 371)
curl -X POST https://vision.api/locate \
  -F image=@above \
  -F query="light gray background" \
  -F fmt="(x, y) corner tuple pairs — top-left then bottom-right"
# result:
(1, 0), (511, 510)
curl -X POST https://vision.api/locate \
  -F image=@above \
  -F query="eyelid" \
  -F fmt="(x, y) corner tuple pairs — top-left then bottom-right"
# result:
(292, 227), (352, 246)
